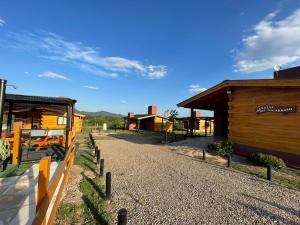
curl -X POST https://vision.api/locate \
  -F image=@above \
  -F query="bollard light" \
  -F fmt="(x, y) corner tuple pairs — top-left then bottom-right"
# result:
(106, 172), (112, 200)
(117, 208), (128, 225)
(227, 155), (231, 167)
(100, 159), (104, 176)
(267, 165), (272, 181)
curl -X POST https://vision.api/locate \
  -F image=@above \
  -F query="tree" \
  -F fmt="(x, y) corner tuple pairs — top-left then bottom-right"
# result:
(164, 109), (178, 120)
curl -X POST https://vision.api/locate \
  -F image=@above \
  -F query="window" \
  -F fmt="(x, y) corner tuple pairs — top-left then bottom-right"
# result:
(57, 117), (67, 125)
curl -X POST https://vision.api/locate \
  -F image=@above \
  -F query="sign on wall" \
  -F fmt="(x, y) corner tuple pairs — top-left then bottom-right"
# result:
(256, 105), (297, 114)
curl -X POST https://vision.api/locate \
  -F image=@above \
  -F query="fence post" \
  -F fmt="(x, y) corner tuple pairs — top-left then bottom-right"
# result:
(227, 155), (231, 167)
(100, 159), (104, 176)
(117, 208), (128, 225)
(96, 146), (100, 164)
(91, 137), (95, 148)
(12, 126), (21, 165)
(267, 165), (272, 181)
(36, 156), (51, 225)
(203, 150), (206, 160)
(106, 172), (112, 200)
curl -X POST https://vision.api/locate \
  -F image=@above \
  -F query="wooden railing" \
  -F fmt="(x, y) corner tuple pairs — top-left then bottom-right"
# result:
(7, 126), (72, 165)
(32, 130), (76, 225)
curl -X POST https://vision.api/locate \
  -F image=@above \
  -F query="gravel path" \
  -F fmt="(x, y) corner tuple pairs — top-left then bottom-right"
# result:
(96, 133), (300, 225)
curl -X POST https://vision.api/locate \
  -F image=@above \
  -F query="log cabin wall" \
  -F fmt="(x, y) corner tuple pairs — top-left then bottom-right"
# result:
(228, 87), (300, 157)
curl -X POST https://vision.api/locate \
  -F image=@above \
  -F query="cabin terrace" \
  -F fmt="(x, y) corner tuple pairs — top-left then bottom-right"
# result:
(177, 66), (300, 168)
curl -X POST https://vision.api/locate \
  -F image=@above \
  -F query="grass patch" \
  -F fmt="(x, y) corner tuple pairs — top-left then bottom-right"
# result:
(74, 153), (96, 171)
(231, 162), (300, 190)
(58, 149), (112, 224)
(56, 203), (84, 224)
(76, 132), (93, 150)
(0, 162), (33, 178)
(79, 176), (112, 225)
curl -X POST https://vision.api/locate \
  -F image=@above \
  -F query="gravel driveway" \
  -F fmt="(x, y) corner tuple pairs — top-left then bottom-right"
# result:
(96, 133), (300, 225)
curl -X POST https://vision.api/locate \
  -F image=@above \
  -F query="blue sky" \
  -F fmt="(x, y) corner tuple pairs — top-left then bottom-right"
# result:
(1, 0), (300, 116)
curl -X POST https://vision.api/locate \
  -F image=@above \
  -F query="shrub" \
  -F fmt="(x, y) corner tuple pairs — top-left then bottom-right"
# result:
(249, 153), (286, 170)
(206, 141), (234, 157)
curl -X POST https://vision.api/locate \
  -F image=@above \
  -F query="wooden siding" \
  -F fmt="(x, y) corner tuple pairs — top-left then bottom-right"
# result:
(74, 115), (84, 132)
(41, 114), (84, 132)
(41, 115), (66, 129)
(154, 116), (173, 132)
(228, 87), (300, 156)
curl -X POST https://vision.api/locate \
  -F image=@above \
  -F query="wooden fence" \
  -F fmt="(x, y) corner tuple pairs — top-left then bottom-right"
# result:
(32, 130), (76, 225)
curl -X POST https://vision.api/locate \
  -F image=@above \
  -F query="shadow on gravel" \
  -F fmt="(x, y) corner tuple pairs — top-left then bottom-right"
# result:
(108, 133), (163, 145)
(232, 199), (298, 225)
(82, 162), (98, 177)
(240, 193), (300, 217)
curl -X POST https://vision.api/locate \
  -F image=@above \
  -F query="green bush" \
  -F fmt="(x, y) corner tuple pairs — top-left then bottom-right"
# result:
(249, 153), (286, 170)
(206, 141), (234, 157)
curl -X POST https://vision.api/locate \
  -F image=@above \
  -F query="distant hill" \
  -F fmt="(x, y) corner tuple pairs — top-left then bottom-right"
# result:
(76, 110), (124, 118)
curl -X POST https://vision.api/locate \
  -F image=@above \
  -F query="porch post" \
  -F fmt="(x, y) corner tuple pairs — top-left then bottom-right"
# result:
(205, 119), (208, 137)
(65, 104), (71, 149)
(190, 108), (194, 136)
(7, 102), (13, 132)
(0, 79), (7, 137)
(71, 103), (75, 130)
(30, 108), (35, 129)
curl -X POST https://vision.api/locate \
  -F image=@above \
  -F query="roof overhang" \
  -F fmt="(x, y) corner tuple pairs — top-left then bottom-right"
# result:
(177, 79), (300, 110)
(134, 114), (169, 120)
(4, 94), (76, 116)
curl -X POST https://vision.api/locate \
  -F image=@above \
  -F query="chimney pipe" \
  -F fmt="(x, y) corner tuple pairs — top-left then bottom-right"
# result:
(148, 105), (157, 115)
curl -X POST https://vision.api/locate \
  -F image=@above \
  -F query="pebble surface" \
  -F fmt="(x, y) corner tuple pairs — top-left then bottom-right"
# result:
(96, 133), (300, 225)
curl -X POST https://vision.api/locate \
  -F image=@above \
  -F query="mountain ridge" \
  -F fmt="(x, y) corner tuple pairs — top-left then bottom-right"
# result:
(76, 110), (124, 117)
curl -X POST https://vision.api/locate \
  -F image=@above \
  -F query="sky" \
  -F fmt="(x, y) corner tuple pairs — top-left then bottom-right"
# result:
(1, 0), (300, 116)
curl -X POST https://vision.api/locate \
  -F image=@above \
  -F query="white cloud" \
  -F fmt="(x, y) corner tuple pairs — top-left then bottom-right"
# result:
(84, 85), (99, 90)
(121, 100), (127, 104)
(0, 18), (5, 27)
(38, 71), (70, 80)
(2, 31), (167, 79)
(188, 84), (207, 94)
(234, 10), (300, 73)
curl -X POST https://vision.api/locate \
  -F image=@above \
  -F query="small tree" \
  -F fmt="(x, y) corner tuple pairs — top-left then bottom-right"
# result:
(164, 109), (178, 121)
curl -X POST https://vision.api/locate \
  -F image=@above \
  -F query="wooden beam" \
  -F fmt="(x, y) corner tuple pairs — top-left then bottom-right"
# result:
(12, 125), (21, 165)
(7, 102), (13, 132)
(190, 108), (194, 136)
(36, 156), (51, 225)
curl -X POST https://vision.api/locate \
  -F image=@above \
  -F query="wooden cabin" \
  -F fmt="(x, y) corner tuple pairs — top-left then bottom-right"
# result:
(10, 111), (84, 133)
(127, 105), (173, 132)
(177, 66), (300, 168)
(177, 111), (214, 135)
(0, 88), (77, 164)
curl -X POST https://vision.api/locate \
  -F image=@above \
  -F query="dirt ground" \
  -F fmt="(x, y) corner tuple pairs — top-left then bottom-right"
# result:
(94, 132), (300, 225)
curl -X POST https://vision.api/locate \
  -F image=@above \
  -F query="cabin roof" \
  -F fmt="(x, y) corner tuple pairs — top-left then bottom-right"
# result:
(176, 116), (214, 121)
(4, 94), (76, 116)
(177, 79), (300, 110)
(131, 114), (169, 120)
(74, 113), (86, 118)
(5, 94), (76, 105)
